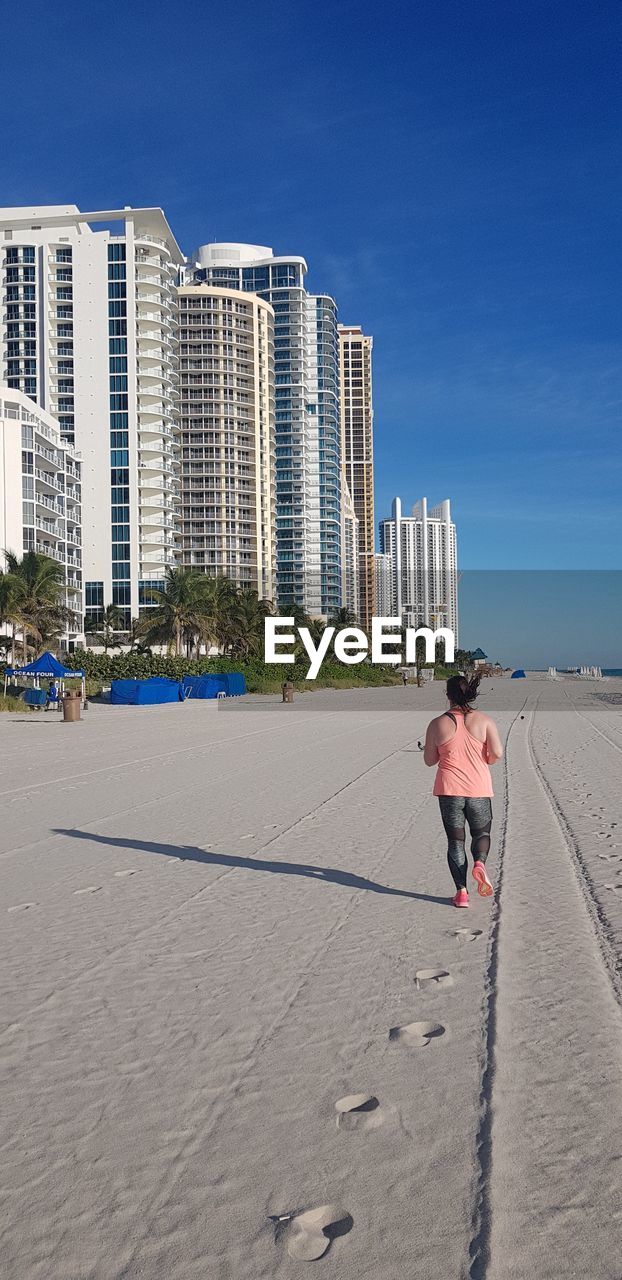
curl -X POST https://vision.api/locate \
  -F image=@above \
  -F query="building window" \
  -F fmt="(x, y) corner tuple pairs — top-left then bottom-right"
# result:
(85, 581), (104, 608)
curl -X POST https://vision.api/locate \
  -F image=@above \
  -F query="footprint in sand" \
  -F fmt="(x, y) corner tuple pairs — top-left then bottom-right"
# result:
(74, 886), (101, 895)
(282, 1205), (353, 1260)
(389, 1020), (445, 1048)
(114, 869), (138, 878)
(452, 927), (483, 943)
(335, 1094), (383, 1131)
(415, 968), (453, 990)
(604, 884), (622, 893)
(8, 902), (37, 913)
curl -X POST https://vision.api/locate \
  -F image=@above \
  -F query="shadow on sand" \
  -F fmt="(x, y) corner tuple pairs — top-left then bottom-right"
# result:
(52, 828), (451, 906)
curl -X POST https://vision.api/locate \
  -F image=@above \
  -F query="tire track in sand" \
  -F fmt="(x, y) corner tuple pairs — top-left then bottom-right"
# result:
(467, 693), (531, 1280)
(478, 692), (622, 1280)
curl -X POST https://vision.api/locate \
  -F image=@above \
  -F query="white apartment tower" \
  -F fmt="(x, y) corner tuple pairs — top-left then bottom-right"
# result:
(338, 324), (375, 629)
(374, 552), (394, 618)
(177, 284), (276, 597)
(0, 388), (83, 647)
(379, 496), (458, 639)
(0, 205), (184, 630)
(189, 244), (342, 617)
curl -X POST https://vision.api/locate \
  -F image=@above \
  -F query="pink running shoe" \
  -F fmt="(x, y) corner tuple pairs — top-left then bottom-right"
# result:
(472, 861), (494, 897)
(452, 888), (469, 908)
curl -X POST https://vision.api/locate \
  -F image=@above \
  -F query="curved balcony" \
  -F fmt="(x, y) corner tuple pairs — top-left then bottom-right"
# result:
(136, 291), (169, 311)
(140, 509), (178, 528)
(138, 311), (172, 330)
(134, 233), (171, 254)
(135, 268), (169, 285)
(138, 371), (174, 392)
(139, 461), (180, 481)
(139, 531), (179, 552)
(141, 550), (179, 568)
(137, 400), (168, 419)
(139, 423), (177, 444)
(140, 487), (180, 508)
(137, 350), (167, 370)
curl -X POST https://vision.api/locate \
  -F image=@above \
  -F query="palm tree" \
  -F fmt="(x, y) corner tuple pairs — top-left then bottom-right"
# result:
(3, 551), (72, 661)
(329, 606), (359, 629)
(127, 616), (153, 655)
(203, 576), (239, 655)
(227, 589), (273, 659)
(84, 603), (124, 653)
(139, 567), (212, 657)
(0, 572), (20, 665)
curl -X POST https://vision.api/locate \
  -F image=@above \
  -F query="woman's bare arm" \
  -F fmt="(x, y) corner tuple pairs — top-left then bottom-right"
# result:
(484, 718), (503, 764)
(423, 719), (440, 766)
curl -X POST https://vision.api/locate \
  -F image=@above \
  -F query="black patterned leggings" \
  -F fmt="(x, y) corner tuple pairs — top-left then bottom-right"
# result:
(438, 796), (493, 891)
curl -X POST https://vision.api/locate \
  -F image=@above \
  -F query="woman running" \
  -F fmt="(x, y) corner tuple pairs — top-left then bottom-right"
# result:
(423, 673), (503, 908)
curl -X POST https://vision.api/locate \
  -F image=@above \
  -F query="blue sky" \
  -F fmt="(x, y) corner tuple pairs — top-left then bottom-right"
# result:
(4, 0), (621, 570)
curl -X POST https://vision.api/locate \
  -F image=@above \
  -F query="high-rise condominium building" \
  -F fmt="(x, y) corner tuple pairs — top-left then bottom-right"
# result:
(379, 497), (458, 638)
(338, 325), (375, 629)
(177, 284), (276, 597)
(374, 552), (394, 618)
(341, 478), (359, 617)
(189, 244), (341, 617)
(0, 388), (83, 648)
(0, 205), (184, 630)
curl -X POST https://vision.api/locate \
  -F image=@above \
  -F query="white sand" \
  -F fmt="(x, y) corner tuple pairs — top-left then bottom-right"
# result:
(1, 678), (622, 1278)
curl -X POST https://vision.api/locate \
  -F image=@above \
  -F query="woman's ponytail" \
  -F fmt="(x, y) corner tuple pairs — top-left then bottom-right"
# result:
(446, 671), (482, 708)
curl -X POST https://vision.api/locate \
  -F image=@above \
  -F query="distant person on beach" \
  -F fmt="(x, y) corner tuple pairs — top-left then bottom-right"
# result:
(402, 671), (408, 686)
(423, 673), (503, 908)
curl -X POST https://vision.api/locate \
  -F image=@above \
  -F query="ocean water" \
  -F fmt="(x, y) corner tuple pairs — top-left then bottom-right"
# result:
(603, 670), (622, 677)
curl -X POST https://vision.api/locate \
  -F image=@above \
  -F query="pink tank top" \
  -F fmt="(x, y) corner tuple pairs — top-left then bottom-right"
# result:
(433, 710), (493, 798)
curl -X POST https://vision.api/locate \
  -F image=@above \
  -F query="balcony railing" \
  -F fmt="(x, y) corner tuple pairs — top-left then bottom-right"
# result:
(134, 233), (170, 251)
(36, 493), (64, 515)
(35, 442), (64, 468)
(36, 517), (64, 537)
(36, 541), (64, 563)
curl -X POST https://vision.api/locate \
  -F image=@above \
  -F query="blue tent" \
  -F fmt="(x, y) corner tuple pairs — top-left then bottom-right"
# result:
(511, 669), (526, 679)
(181, 674), (226, 700)
(111, 677), (183, 705)
(180, 672), (247, 699)
(6, 650), (84, 678)
(222, 672), (246, 696)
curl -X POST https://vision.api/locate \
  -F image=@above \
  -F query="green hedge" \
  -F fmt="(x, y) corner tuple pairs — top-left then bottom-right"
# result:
(61, 649), (403, 693)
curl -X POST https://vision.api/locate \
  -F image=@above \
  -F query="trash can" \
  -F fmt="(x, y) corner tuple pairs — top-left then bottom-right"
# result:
(62, 690), (81, 723)
(282, 681), (294, 704)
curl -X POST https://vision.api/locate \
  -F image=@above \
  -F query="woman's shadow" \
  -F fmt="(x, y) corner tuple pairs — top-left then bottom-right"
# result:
(53, 828), (451, 906)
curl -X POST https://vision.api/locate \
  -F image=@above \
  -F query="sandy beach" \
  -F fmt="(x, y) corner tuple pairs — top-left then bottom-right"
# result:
(2, 676), (622, 1279)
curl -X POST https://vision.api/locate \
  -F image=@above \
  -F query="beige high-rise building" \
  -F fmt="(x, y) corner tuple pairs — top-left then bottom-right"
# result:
(177, 284), (276, 598)
(341, 475), (359, 617)
(338, 324), (375, 628)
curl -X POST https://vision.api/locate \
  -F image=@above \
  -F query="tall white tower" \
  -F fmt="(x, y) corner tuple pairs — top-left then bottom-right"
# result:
(378, 496), (458, 640)
(0, 205), (184, 629)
